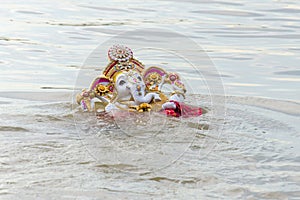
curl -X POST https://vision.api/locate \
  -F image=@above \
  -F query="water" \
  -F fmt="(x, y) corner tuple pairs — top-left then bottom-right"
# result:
(0, 0), (299, 199)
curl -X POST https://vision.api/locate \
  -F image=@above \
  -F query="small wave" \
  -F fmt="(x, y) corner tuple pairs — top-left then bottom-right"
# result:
(0, 101), (11, 105)
(226, 95), (300, 116)
(15, 10), (44, 15)
(0, 126), (29, 132)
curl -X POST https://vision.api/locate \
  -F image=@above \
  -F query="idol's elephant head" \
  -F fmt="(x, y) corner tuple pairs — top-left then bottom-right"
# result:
(112, 70), (161, 105)
(126, 70), (161, 105)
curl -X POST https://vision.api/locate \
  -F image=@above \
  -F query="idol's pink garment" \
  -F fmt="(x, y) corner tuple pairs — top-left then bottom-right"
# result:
(162, 100), (202, 117)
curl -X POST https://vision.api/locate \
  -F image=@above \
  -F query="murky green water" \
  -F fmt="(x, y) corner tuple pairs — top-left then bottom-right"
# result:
(0, 0), (299, 199)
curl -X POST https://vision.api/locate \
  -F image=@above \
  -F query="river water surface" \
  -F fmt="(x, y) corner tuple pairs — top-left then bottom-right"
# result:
(0, 0), (299, 199)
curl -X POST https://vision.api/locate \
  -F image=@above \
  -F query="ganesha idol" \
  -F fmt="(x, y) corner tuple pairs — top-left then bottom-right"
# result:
(76, 45), (203, 118)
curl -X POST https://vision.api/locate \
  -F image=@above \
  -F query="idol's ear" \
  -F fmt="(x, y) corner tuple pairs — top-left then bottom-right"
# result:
(143, 66), (167, 91)
(89, 75), (114, 92)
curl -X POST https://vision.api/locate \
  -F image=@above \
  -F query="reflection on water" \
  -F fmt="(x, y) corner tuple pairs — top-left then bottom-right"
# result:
(0, 0), (300, 199)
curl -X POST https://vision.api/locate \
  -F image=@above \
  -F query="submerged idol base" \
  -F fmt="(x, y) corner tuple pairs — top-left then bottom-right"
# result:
(76, 45), (202, 118)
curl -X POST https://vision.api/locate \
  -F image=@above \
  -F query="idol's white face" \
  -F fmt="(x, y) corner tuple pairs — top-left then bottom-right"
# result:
(114, 70), (147, 101)
(127, 70), (143, 85)
(126, 71), (146, 93)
